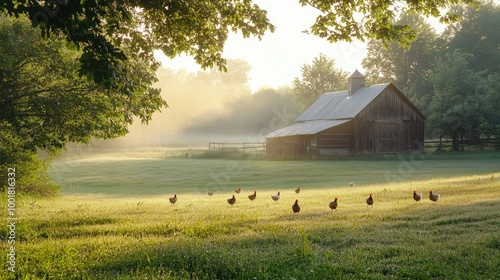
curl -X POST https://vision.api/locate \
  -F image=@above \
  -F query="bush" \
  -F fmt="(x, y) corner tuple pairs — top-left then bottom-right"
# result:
(0, 124), (60, 197)
(1, 153), (60, 198)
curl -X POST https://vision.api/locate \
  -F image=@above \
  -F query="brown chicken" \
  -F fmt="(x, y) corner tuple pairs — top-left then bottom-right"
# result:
(227, 195), (236, 206)
(207, 192), (214, 196)
(248, 190), (257, 201)
(271, 191), (280, 201)
(413, 191), (422, 203)
(292, 199), (301, 213)
(295, 186), (301, 194)
(234, 187), (242, 194)
(329, 198), (338, 211)
(429, 190), (440, 204)
(366, 194), (374, 206)
(169, 194), (177, 205)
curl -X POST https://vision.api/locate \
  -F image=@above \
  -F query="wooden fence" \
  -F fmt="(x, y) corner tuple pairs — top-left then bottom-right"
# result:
(208, 142), (266, 152)
(424, 138), (497, 150)
(207, 138), (497, 154)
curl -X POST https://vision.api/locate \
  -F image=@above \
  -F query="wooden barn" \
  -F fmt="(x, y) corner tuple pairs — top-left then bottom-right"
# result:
(265, 70), (425, 159)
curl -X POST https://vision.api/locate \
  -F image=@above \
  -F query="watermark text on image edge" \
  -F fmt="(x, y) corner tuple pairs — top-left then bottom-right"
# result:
(7, 167), (17, 273)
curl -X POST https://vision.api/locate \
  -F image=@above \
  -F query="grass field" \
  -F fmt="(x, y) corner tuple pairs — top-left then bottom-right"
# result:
(1, 153), (500, 279)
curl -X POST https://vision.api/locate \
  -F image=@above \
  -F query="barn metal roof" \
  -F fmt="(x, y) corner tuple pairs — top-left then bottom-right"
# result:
(264, 119), (351, 138)
(295, 83), (390, 121)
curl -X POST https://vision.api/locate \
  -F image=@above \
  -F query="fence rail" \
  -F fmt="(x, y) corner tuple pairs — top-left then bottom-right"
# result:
(208, 138), (496, 153)
(424, 138), (497, 150)
(208, 142), (266, 152)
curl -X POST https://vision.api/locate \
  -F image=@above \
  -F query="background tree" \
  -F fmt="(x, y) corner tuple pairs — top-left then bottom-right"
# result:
(292, 54), (348, 109)
(423, 1), (500, 150)
(444, 2), (500, 150)
(444, 2), (500, 74)
(194, 59), (252, 97)
(426, 50), (484, 151)
(477, 74), (500, 150)
(362, 14), (440, 110)
(0, 15), (165, 195)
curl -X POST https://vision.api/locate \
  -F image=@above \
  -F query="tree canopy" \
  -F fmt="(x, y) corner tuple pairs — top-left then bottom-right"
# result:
(300, 0), (478, 46)
(2, 0), (275, 88)
(2, 0), (480, 88)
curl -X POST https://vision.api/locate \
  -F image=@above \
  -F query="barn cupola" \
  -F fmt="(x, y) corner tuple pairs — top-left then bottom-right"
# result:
(348, 70), (365, 97)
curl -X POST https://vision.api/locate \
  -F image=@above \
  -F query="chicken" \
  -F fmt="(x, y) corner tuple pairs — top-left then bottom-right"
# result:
(271, 191), (280, 201)
(429, 190), (440, 204)
(329, 198), (338, 211)
(234, 187), (242, 194)
(413, 191), (422, 203)
(348, 180), (354, 187)
(169, 194), (177, 205)
(292, 199), (301, 213)
(207, 192), (214, 196)
(295, 186), (301, 194)
(227, 195), (236, 206)
(248, 190), (257, 201)
(366, 194), (374, 206)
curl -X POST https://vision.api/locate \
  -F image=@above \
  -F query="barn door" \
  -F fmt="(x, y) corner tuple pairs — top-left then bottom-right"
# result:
(403, 121), (417, 152)
(375, 122), (401, 153)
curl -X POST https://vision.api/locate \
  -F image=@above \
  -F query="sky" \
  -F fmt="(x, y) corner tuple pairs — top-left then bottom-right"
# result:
(154, 0), (368, 92)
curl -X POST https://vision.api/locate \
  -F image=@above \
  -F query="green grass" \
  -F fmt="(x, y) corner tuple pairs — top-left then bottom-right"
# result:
(1, 154), (500, 279)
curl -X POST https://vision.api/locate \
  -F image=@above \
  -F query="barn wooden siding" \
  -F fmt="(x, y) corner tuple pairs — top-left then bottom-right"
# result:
(265, 136), (310, 159)
(316, 121), (352, 157)
(265, 122), (352, 159)
(354, 85), (425, 154)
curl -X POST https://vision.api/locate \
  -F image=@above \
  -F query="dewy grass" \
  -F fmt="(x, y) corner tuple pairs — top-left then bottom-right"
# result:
(1, 156), (499, 279)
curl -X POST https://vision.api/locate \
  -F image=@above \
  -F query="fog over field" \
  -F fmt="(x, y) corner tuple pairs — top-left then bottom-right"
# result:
(89, 62), (300, 150)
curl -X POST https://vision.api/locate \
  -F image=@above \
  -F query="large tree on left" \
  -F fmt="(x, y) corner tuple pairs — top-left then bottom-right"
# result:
(0, 15), (165, 195)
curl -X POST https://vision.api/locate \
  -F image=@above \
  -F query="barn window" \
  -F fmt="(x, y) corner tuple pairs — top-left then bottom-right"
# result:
(311, 138), (317, 147)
